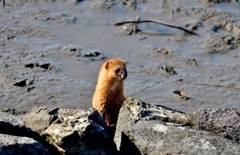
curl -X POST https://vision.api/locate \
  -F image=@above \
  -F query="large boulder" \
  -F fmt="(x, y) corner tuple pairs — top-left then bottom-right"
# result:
(22, 107), (117, 155)
(190, 108), (240, 144)
(114, 97), (190, 150)
(114, 98), (240, 155)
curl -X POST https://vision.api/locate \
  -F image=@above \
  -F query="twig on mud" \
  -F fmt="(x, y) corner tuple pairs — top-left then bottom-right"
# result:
(2, 0), (5, 8)
(133, 16), (139, 34)
(114, 18), (199, 36)
(202, 12), (225, 21)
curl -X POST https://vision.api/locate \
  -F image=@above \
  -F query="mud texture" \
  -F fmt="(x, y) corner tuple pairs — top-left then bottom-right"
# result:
(0, 0), (240, 113)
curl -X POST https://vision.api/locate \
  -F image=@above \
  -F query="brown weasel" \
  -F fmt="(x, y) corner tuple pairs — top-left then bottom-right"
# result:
(92, 58), (127, 125)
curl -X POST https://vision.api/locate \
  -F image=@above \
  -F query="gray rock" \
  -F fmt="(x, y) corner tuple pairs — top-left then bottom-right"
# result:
(114, 97), (190, 150)
(0, 134), (49, 155)
(114, 98), (240, 155)
(21, 107), (58, 134)
(120, 121), (240, 155)
(0, 110), (24, 129)
(0, 110), (50, 155)
(23, 107), (117, 154)
(0, 108), (27, 116)
(0, 110), (33, 137)
(190, 108), (240, 144)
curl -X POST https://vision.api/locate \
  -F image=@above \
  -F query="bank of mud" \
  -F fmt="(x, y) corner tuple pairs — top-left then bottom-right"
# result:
(0, 0), (239, 113)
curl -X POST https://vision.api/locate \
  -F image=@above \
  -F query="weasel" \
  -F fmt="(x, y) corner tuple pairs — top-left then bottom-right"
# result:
(92, 58), (127, 125)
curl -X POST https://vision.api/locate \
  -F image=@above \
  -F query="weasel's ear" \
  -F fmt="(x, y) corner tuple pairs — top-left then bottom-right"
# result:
(105, 61), (110, 70)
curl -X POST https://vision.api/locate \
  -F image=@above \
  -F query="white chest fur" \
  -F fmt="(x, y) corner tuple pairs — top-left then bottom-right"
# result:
(110, 80), (119, 91)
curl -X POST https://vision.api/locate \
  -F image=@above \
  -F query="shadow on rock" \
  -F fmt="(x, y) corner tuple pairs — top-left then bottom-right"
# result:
(120, 132), (141, 155)
(0, 110), (59, 155)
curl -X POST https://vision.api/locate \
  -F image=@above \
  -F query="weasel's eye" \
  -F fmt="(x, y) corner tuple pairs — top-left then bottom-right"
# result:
(115, 68), (120, 73)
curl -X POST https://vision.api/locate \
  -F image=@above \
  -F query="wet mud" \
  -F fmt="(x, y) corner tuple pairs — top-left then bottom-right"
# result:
(0, 0), (239, 113)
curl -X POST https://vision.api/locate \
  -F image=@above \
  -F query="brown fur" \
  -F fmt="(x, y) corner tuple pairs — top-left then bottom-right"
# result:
(92, 58), (127, 125)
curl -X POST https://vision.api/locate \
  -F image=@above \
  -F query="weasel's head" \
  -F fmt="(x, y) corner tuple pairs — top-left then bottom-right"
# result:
(104, 58), (127, 81)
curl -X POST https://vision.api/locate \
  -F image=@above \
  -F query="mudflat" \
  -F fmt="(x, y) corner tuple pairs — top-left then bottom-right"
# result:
(0, 0), (239, 113)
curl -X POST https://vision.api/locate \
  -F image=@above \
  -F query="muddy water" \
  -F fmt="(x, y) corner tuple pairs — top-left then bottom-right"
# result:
(0, 0), (239, 113)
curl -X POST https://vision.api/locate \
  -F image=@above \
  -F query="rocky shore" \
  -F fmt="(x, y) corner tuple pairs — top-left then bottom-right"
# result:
(0, 0), (240, 154)
(0, 98), (239, 155)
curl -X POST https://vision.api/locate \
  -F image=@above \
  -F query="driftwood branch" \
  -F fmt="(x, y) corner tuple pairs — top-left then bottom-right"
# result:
(114, 19), (199, 36)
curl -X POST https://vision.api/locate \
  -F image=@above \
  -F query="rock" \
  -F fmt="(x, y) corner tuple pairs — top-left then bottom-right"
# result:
(114, 98), (190, 149)
(190, 108), (240, 144)
(119, 121), (240, 155)
(173, 88), (190, 100)
(114, 98), (240, 154)
(161, 65), (176, 74)
(185, 58), (198, 66)
(3, 102), (239, 155)
(0, 110), (51, 155)
(23, 107), (117, 154)
(0, 110), (25, 129)
(0, 107), (27, 116)
(0, 134), (50, 155)
(21, 107), (58, 134)
(0, 110), (34, 138)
